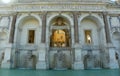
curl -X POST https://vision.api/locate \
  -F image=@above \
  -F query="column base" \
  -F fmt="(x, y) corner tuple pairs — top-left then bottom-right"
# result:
(1, 61), (10, 69)
(109, 61), (119, 69)
(73, 62), (84, 70)
(36, 61), (47, 69)
(1, 45), (11, 69)
(108, 44), (119, 69)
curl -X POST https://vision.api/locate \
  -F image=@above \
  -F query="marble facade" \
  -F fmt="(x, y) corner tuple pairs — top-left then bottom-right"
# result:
(0, 0), (120, 70)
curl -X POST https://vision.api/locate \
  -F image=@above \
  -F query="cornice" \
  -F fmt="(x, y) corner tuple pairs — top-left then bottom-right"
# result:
(1, 3), (107, 12)
(0, 2), (119, 14)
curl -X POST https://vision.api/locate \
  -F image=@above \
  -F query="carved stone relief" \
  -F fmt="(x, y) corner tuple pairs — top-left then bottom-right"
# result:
(53, 50), (66, 69)
(0, 17), (10, 27)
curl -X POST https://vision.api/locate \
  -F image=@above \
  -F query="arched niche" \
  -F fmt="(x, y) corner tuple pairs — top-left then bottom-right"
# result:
(79, 14), (104, 28)
(79, 15), (105, 47)
(49, 16), (71, 47)
(16, 16), (40, 45)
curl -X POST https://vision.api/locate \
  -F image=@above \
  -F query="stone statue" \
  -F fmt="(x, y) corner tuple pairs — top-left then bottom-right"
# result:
(55, 17), (65, 26)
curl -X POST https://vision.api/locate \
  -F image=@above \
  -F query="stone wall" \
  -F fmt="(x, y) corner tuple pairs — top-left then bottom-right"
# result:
(0, 0), (119, 70)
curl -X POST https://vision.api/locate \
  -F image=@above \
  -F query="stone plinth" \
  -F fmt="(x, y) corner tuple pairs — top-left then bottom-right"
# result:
(36, 61), (47, 69)
(108, 44), (119, 69)
(73, 44), (84, 69)
(1, 46), (11, 69)
(36, 45), (47, 69)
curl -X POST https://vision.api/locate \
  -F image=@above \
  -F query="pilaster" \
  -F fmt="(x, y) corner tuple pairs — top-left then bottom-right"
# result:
(107, 44), (119, 69)
(36, 12), (48, 69)
(41, 12), (47, 43)
(103, 12), (111, 43)
(73, 12), (79, 43)
(9, 14), (17, 43)
(36, 12), (47, 69)
(1, 44), (12, 68)
(36, 44), (47, 69)
(103, 12), (119, 69)
(73, 44), (84, 70)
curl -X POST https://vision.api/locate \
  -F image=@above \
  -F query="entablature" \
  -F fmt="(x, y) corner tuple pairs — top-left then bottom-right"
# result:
(14, 0), (110, 3)
(0, 0), (119, 13)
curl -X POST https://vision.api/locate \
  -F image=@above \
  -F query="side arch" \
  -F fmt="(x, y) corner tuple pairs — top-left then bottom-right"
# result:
(78, 13), (106, 46)
(78, 14), (104, 29)
(16, 14), (42, 28)
(14, 14), (42, 43)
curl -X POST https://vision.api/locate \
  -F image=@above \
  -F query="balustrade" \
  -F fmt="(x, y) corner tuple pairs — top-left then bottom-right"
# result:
(49, 47), (72, 51)
(51, 26), (69, 30)
(16, 45), (37, 50)
(82, 45), (100, 50)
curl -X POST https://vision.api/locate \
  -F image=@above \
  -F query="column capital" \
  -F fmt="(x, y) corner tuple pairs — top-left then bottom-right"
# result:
(102, 12), (108, 15)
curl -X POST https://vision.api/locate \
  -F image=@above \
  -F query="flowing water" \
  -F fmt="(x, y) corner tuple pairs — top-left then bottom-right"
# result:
(0, 69), (119, 76)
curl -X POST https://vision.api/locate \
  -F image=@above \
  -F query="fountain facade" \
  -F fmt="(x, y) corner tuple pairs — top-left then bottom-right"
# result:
(0, 0), (120, 70)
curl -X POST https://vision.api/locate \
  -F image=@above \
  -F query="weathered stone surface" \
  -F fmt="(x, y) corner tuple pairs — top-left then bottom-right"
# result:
(0, 0), (120, 70)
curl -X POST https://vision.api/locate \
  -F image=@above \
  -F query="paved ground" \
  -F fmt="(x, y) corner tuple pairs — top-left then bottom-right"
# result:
(0, 69), (120, 76)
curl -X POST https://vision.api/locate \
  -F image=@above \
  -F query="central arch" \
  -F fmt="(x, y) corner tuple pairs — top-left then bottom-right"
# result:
(50, 17), (71, 47)
(48, 16), (72, 70)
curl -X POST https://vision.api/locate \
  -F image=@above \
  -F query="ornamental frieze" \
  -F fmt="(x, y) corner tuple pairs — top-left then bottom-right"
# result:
(13, 4), (106, 11)
(17, 0), (109, 3)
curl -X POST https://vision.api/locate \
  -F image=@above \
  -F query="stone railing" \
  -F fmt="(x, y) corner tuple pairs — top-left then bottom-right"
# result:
(49, 47), (72, 51)
(82, 45), (100, 50)
(50, 26), (69, 29)
(16, 44), (38, 50)
(49, 45), (102, 51)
